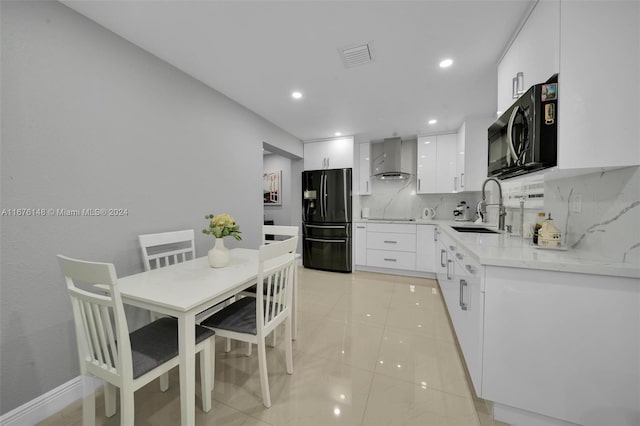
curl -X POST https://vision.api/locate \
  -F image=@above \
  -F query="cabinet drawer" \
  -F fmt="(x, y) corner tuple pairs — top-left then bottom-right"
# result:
(367, 250), (416, 270)
(366, 223), (416, 234)
(367, 232), (416, 252)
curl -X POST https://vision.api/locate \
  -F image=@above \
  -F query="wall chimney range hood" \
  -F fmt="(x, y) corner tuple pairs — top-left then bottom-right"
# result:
(372, 137), (412, 179)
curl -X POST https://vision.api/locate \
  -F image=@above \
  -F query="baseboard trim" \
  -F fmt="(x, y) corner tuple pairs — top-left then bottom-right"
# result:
(0, 376), (100, 426)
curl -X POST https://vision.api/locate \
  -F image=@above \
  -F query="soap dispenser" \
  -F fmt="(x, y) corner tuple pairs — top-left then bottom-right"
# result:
(538, 213), (562, 247)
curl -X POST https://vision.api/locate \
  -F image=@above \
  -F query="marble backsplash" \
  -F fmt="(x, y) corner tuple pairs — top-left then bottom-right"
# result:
(544, 166), (640, 264)
(357, 166), (640, 265)
(357, 175), (481, 221)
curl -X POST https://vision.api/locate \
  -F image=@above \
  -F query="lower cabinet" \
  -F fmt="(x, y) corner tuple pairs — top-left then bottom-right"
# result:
(482, 267), (640, 426)
(437, 231), (484, 395)
(354, 223), (367, 266)
(416, 225), (436, 272)
(365, 223), (416, 271)
(355, 222), (438, 275)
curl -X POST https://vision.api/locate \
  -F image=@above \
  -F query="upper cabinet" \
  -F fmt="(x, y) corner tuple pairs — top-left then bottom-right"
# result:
(417, 133), (457, 194)
(458, 116), (494, 191)
(497, 0), (560, 114)
(557, 1), (639, 170)
(358, 142), (371, 195)
(456, 124), (466, 192)
(303, 136), (354, 170)
(498, 0), (639, 172)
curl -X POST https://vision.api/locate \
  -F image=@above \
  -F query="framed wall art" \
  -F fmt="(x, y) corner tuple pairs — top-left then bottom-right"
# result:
(263, 170), (281, 205)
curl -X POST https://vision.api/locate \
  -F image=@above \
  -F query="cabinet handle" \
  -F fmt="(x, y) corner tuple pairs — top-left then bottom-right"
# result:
(456, 252), (463, 260)
(326, 157), (330, 168)
(434, 229), (438, 242)
(366, 181), (368, 193)
(446, 259), (453, 280)
(418, 178), (421, 191)
(513, 72), (524, 99)
(454, 176), (458, 191)
(440, 249), (447, 267)
(384, 258), (397, 262)
(459, 279), (468, 311)
(516, 72), (524, 96)
(356, 225), (366, 229)
(460, 173), (464, 188)
(465, 264), (476, 274)
(384, 240), (397, 244)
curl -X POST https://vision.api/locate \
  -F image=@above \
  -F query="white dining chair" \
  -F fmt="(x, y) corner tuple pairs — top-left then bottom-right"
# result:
(200, 237), (297, 408)
(139, 230), (196, 321)
(240, 225), (299, 354)
(139, 229), (230, 321)
(58, 254), (215, 425)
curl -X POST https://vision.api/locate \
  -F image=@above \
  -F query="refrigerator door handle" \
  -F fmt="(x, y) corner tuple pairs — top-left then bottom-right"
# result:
(323, 172), (328, 219)
(305, 224), (348, 229)
(306, 238), (347, 243)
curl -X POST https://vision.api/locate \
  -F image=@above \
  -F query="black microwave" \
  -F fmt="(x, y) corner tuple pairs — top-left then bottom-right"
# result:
(488, 75), (558, 179)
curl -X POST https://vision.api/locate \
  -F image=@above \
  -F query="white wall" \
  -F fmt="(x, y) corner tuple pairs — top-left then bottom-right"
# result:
(0, 1), (302, 414)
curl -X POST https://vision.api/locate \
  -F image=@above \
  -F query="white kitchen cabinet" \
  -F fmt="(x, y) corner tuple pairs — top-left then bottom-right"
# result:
(455, 124), (465, 192)
(303, 136), (354, 170)
(457, 116), (493, 191)
(497, 0), (560, 114)
(364, 223), (417, 271)
(451, 246), (483, 395)
(354, 223), (367, 266)
(415, 225), (436, 273)
(416, 135), (437, 193)
(358, 142), (371, 195)
(482, 266), (640, 426)
(416, 133), (457, 194)
(436, 228), (484, 395)
(556, 1), (640, 170)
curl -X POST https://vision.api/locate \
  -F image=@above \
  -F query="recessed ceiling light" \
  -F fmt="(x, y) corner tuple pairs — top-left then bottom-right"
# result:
(439, 58), (453, 68)
(428, 119), (437, 125)
(291, 91), (302, 99)
(335, 132), (342, 136)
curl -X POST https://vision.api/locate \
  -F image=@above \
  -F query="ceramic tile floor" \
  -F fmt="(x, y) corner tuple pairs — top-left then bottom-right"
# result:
(38, 268), (509, 426)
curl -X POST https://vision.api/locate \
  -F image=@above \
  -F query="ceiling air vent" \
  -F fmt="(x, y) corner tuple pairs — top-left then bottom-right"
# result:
(339, 42), (373, 68)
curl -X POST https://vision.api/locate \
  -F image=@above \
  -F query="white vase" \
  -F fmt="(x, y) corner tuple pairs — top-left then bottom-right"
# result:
(208, 238), (230, 268)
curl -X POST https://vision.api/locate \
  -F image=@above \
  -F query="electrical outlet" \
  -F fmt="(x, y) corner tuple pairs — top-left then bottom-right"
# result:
(571, 194), (583, 213)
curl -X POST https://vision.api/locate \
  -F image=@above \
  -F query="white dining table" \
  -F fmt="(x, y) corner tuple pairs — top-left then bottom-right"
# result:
(117, 248), (260, 426)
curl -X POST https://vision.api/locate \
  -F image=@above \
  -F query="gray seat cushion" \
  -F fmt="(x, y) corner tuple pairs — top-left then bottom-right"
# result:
(128, 317), (215, 379)
(200, 297), (284, 336)
(201, 297), (258, 335)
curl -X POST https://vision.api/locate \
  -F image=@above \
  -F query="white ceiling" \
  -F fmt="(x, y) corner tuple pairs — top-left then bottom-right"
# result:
(61, 0), (534, 143)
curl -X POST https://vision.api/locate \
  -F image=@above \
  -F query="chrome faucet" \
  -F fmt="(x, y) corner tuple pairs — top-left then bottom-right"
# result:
(479, 177), (507, 231)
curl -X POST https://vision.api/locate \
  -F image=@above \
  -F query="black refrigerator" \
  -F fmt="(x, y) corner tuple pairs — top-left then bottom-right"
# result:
(302, 168), (352, 272)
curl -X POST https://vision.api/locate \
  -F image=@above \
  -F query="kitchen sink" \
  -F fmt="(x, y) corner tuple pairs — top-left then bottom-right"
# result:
(451, 226), (500, 234)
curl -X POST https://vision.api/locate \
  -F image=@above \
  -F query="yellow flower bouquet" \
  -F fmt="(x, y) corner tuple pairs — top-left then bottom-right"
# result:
(203, 213), (242, 240)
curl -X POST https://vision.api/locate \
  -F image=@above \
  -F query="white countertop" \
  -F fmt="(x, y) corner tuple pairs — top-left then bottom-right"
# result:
(356, 218), (640, 279)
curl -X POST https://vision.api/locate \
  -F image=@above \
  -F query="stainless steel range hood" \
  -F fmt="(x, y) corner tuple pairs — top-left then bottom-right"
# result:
(372, 137), (412, 179)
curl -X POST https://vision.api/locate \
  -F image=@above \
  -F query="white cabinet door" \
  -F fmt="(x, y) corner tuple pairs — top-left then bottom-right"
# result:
(354, 223), (367, 266)
(497, 0), (559, 114)
(452, 249), (484, 396)
(436, 133), (457, 193)
(303, 137), (354, 170)
(416, 135), (437, 194)
(417, 134), (457, 194)
(415, 225), (436, 273)
(455, 124), (465, 192)
(459, 116), (493, 192)
(516, 0), (559, 91)
(358, 142), (371, 195)
(483, 267), (640, 426)
(557, 1), (639, 170)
